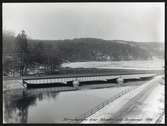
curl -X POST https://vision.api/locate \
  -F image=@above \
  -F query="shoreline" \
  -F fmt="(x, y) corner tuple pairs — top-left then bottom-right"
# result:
(81, 75), (164, 124)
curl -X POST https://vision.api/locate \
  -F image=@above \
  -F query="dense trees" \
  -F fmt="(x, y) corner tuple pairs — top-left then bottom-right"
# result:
(3, 30), (164, 77)
(29, 41), (63, 73)
(3, 30), (64, 76)
(28, 38), (164, 64)
(15, 30), (30, 76)
(3, 30), (16, 54)
(3, 30), (17, 76)
(48, 38), (154, 62)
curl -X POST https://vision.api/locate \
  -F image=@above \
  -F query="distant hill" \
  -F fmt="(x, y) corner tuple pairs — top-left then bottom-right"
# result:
(28, 38), (164, 62)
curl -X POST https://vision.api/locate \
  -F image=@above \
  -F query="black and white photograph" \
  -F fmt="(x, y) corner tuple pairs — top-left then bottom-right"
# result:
(2, 2), (165, 124)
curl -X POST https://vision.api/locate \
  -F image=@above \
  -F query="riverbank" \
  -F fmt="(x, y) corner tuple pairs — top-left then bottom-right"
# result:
(81, 75), (164, 124)
(3, 78), (24, 91)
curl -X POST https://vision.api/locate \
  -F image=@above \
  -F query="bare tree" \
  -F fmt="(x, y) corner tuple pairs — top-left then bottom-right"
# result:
(15, 30), (30, 76)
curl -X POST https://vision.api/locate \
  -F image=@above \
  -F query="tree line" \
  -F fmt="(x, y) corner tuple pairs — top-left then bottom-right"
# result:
(3, 30), (63, 76)
(3, 30), (164, 76)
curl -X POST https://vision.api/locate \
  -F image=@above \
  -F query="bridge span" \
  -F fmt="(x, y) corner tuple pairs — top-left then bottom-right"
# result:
(22, 73), (156, 88)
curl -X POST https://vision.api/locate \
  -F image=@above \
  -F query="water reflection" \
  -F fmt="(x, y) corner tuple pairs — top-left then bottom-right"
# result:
(3, 85), (137, 123)
(4, 88), (59, 123)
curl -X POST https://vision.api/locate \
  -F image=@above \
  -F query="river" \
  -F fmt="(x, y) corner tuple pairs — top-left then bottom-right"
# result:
(3, 81), (148, 123)
(62, 59), (164, 70)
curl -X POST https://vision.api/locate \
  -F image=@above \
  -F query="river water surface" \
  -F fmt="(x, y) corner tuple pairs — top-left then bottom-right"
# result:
(3, 83), (146, 123)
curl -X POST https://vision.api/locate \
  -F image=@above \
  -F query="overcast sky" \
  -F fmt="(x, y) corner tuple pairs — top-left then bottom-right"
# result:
(3, 3), (164, 42)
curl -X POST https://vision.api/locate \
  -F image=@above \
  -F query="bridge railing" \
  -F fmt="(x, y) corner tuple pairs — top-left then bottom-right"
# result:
(22, 71), (155, 81)
(22, 74), (118, 82)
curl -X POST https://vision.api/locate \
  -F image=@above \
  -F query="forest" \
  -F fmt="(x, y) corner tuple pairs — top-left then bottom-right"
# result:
(3, 30), (164, 76)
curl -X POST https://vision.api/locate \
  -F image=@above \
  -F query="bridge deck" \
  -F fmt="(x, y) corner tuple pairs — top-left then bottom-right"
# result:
(23, 73), (156, 85)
